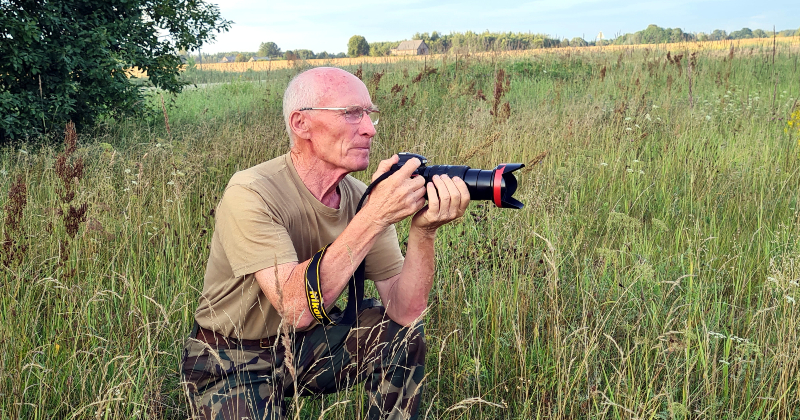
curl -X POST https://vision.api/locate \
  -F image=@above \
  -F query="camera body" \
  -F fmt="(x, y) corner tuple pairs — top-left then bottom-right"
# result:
(389, 152), (524, 209)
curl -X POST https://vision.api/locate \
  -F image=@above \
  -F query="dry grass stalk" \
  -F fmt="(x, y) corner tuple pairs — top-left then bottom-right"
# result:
(460, 132), (501, 161)
(160, 94), (171, 135)
(1, 174), (28, 268)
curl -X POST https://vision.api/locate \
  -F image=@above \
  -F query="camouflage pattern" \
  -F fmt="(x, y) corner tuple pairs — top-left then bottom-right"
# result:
(181, 305), (426, 420)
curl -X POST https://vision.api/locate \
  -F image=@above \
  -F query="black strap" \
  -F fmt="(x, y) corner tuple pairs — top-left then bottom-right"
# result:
(304, 171), (391, 326)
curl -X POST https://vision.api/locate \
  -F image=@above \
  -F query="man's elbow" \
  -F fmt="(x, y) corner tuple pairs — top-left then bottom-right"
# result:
(386, 305), (427, 328)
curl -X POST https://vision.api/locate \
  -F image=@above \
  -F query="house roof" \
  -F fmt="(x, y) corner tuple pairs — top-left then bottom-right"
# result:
(396, 40), (426, 50)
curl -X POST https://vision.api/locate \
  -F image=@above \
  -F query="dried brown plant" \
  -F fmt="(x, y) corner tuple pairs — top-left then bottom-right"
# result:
(2, 174), (28, 267)
(490, 68), (511, 122)
(600, 66), (607, 82)
(369, 70), (385, 94)
(390, 84), (404, 94)
(354, 65), (363, 80)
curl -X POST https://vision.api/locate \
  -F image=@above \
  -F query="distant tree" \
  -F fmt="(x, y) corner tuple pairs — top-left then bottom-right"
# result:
(284, 50), (297, 61)
(317, 51), (330, 59)
(710, 29), (729, 40)
(570, 37), (588, 47)
(730, 28), (754, 39)
(430, 31), (441, 42)
(561, 38), (570, 47)
(258, 42), (282, 57)
(0, 0), (231, 142)
(334, 52), (347, 58)
(348, 35), (370, 57)
(235, 53), (246, 62)
(752, 29), (769, 38)
(294, 49), (315, 60)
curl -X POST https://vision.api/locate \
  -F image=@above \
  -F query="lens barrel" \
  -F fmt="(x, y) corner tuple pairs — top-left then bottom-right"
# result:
(393, 153), (524, 209)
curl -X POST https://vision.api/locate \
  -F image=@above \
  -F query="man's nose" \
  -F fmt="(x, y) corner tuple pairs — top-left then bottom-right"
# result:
(359, 115), (377, 137)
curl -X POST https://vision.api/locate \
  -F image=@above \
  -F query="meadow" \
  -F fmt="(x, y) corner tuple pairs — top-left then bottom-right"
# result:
(2, 39), (800, 419)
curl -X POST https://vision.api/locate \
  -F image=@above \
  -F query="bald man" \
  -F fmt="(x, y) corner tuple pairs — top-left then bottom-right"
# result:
(181, 67), (470, 420)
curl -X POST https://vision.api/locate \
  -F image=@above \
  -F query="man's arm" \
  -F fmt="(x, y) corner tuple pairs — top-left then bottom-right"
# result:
(255, 156), (429, 330)
(375, 173), (471, 326)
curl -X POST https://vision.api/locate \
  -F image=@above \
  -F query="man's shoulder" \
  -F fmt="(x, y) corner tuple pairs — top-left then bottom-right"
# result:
(227, 154), (289, 191)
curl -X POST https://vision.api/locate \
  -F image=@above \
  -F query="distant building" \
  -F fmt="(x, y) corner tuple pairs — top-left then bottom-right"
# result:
(248, 56), (271, 62)
(390, 40), (429, 56)
(220, 56), (236, 63)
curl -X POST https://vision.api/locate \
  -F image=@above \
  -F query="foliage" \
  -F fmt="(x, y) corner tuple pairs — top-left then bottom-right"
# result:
(258, 41), (282, 58)
(348, 35), (370, 57)
(235, 53), (247, 62)
(369, 41), (400, 57)
(0, 0), (231, 143)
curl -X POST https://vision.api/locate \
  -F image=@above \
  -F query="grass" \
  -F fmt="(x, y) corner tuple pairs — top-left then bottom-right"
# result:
(1, 40), (799, 419)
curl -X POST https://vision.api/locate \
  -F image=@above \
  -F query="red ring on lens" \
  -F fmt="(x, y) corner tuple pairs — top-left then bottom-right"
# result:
(493, 165), (506, 207)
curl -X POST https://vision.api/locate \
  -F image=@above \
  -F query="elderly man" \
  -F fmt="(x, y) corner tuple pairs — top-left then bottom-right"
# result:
(181, 66), (469, 420)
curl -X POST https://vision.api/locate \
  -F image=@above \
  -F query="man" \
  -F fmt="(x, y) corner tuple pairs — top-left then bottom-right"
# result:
(181, 66), (469, 420)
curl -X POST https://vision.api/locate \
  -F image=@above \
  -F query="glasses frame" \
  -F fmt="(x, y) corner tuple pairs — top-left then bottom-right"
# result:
(299, 106), (380, 126)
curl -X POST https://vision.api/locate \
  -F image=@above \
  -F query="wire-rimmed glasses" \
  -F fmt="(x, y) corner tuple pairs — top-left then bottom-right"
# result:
(299, 105), (380, 126)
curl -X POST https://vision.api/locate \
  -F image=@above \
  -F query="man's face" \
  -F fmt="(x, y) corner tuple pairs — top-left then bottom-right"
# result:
(306, 74), (377, 173)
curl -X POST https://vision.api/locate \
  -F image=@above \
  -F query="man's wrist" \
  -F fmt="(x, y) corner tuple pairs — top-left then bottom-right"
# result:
(410, 224), (437, 240)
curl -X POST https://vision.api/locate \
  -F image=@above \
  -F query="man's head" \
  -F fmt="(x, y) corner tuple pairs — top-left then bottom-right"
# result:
(283, 67), (378, 173)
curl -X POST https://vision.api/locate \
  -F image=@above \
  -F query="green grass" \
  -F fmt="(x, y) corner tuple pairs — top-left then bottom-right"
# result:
(2, 42), (799, 419)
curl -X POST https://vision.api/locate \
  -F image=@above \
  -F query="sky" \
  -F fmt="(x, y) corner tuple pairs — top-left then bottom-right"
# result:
(201, 0), (800, 54)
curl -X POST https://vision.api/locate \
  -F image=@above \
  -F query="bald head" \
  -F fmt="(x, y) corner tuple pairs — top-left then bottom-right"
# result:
(283, 67), (366, 146)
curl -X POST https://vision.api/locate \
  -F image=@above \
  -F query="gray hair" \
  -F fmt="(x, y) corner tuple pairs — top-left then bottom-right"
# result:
(282, 69), (326, 147)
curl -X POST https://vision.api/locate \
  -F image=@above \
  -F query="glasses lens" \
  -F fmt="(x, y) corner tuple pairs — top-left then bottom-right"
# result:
(367, 110), (379, 126)
(343, 106), (364, 123)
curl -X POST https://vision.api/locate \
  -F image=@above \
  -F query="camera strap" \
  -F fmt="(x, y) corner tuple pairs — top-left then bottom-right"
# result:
(305, 245), (366, 326)
(304, 173), (391, 326)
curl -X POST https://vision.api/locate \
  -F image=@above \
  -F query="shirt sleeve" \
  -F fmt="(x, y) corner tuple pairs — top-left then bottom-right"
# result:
(364, 224), (404, 281)
(215, 184), (298, 277)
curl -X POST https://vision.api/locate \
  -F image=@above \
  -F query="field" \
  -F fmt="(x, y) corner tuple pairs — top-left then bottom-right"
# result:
(2, 39), (800, 419)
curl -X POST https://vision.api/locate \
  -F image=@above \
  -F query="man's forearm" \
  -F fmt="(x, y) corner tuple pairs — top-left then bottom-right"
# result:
(384, 227), (437, 325)
(279, 210), (388, 328)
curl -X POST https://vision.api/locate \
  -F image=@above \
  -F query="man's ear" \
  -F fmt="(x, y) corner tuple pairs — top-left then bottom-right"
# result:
(289, 111), (312, 141)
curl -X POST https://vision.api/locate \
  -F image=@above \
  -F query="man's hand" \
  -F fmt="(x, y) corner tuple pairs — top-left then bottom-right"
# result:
(363, 154), (427, 227)
(411, 174), (470, 235)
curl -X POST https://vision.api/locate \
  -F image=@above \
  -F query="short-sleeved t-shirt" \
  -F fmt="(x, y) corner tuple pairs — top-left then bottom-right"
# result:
(194, 153), (405, 340)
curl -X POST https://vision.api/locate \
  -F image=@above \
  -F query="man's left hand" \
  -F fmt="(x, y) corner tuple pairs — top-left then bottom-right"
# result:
(411, 174), (470, 235)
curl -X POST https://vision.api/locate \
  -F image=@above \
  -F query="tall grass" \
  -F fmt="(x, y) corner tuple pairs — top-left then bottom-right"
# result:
(2, 42), (799, 419)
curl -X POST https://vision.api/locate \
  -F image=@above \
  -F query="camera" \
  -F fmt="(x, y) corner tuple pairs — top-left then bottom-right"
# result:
(390, 152), (524, 209)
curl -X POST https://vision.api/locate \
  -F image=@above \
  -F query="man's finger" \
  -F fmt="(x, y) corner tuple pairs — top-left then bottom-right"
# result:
(372, 154), (399, 182)
(391, 157), (421, 179)
(432, 175), (451, 215)
(425, 181), (439, 215)
(439, 175), (461, 215)
(453, 177), (471, 213)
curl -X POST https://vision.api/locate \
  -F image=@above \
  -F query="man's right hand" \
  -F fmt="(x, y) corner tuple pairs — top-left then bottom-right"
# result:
(364, 154), (427, 227)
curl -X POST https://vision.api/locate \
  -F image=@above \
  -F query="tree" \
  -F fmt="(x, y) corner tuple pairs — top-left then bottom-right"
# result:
(570, 37), (588, 47)
(258, 42), (281, 58)
(348, 35), (370, 57)
(0, 0), (231, 142)
(235, 53), (247, 62)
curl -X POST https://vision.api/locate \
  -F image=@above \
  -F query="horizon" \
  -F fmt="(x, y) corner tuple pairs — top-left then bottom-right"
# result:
(200, 0), (799, 55)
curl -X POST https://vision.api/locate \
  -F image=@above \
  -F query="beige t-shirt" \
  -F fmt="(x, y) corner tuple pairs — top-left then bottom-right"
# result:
(195, 153), (405, 340)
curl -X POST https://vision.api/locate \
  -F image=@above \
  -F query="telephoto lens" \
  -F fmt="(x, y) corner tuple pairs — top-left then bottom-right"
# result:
(391, 152), (525, 209)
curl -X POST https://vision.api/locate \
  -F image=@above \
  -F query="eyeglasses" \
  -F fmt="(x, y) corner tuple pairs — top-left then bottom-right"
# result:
(299, 105), (380, 126)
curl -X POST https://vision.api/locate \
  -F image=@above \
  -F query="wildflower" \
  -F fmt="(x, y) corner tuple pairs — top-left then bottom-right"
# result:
(705, 115), (711, 121)
(625, 127), (632, 131)
(600, 162), (608, 166)
(656, 117), (662, 121)
(645, 113), (652, 121)
(652, 105), (659, 109)
(125, 169), (131, 174)
(176, 171), (186, 177)
(786, 295), (796, 304)
(123, 188), (130, 192)
(719, 359), (730, 366)
(626, 168), (633, 173)
(638, 170), (644, 175)
(20, 149), (28, 154)
(625, 117), (632, 121)
(167, 181), (174, 185)
(633, 159), (641, 163)
(166, 199), (173, 203)
(635, 124), (640, 128)
(131, 180), (138, 185)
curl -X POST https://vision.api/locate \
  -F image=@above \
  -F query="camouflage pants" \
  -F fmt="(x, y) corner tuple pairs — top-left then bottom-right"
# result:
(181, 305), (426, 420)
